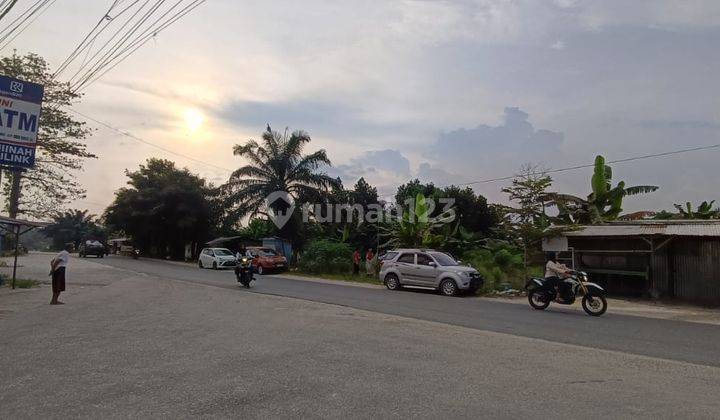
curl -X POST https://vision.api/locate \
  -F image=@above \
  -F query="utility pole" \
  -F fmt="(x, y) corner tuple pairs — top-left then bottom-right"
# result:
(8, 169), (21, 218)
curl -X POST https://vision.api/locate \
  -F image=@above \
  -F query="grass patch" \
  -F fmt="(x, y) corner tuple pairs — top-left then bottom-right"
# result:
(2, 278), (40, 289)
(290, 270), (382, 286)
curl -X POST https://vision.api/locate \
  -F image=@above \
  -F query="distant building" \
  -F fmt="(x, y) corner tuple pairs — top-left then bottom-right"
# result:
(544, 220), (720, 304)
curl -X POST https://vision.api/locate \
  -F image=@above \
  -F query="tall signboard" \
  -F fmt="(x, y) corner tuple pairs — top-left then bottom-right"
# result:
(0, 75), (44, 168)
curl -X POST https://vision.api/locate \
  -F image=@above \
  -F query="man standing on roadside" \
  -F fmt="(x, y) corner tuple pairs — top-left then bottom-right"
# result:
(50, 243), (72, 305)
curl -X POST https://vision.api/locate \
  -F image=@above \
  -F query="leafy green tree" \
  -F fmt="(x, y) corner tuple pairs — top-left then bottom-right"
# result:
(104, 159), (213, 259)
(500, 165), (558, 276)
(0, 52), (95, 218)
(220, 125), (339, 244)
(395, 180), (497, 234)
(395, 179), (441, 213)
(442, 186), (497, 234)
(240, 218), (277, 240)
(43, 209), (105, 250)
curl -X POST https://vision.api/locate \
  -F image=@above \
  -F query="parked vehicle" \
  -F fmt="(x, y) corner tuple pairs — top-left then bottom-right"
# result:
(379, 249), (483, 296)
(79, 240), (105, 258)
(235, 255), (254, 288)
(108, 238), (140, 259)
(525, 270), (608, 316)
(198, 248), (237, 270)
(247, 247), (287, 275)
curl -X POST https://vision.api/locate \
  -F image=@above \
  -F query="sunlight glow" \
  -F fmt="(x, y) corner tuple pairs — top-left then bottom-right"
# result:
(183, 108), (205, 133)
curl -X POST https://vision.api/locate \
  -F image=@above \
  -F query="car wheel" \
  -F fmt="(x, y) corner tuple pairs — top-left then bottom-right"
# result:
(212, 261), (218, 270)
(257, 265), (264, 275)
(198, 260), (203, 269)
(384, 274), (401, 290)
(440, 279), (458, 296)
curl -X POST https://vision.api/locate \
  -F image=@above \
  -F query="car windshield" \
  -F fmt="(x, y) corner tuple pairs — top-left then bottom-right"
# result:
(258, 249), (277, 257)
(429, 252), (459, 266)
(215, 249), (233, 256)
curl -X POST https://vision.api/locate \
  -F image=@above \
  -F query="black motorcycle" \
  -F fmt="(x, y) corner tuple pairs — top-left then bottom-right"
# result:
(525, 270), (607, 316)
(235, 256), (254, 288)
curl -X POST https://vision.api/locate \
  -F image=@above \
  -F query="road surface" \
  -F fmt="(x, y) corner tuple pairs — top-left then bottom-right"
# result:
(1, 254), (720, 419)
(98, 255), (720, 368)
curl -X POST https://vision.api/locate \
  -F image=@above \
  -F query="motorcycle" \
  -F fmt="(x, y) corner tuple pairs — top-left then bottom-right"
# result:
(234, 256), (254, 288)
(525, 270), (608, 316)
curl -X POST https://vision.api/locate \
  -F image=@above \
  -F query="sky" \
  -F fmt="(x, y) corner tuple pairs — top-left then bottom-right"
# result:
(4, 0), (720, 216)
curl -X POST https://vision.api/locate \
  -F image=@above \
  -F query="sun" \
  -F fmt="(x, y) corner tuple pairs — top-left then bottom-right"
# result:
(183, 107), (205, 133)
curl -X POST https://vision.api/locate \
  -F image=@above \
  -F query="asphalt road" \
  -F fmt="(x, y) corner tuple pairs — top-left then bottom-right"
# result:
(95, 255), (720, 368)
(3, 253), (720, 418)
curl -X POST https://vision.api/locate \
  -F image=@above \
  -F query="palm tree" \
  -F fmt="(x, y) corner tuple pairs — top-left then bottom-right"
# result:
(43, 209), (104, 249)
(221, 125), (340, 231)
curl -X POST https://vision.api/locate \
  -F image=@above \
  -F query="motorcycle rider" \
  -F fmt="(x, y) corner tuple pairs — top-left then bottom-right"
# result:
(545, 252), (571, 302)
(235, 244), (254, 281)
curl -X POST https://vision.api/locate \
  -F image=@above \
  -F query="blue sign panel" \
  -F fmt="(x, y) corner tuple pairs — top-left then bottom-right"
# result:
(0, 75), (44, 168)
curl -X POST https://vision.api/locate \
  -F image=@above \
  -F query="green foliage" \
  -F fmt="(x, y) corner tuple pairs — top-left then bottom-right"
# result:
(499, 165), (554, 250)
(461, 241), (532, 292)
(548, 155), (658, 224)
(380, 193), (456, 249)
(104, 159), (214, 259)
(220, 125), (340, 245)
(43, 209), (105, 250)
(298, 239), (353, 274)
(395, 180), (497, 234)
(240, 218), (277, 240)
(0, 52), (96, 218)
(674, 200), (719, 219)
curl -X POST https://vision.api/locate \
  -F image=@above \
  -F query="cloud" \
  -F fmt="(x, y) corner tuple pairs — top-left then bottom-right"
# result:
(329, 149), (410, 181)
(426, 107), (564, 176)
(416, 163), (462, 187)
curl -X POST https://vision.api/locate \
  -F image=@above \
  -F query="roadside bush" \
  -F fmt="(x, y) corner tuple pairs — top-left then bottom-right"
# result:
(461, 242), (537, 293)
(298, 239), (353, 274)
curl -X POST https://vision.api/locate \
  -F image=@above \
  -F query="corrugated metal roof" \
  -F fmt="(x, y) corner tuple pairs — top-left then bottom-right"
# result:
(563, 220), (720, 237)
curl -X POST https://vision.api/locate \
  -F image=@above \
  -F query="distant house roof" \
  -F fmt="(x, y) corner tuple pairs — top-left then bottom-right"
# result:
(563, 220), (720, 237)
(0, 215), (50, 228)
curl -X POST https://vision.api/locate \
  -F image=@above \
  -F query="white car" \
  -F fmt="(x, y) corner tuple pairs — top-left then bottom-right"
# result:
(198, 247), (237, 270)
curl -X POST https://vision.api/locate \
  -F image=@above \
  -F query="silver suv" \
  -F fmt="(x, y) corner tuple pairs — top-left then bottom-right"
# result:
(379, 249), (483, 296)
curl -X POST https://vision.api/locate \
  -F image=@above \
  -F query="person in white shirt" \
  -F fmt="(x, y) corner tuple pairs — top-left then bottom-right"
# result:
(545, 252), (571, 302)
(50, 243), (72, 305)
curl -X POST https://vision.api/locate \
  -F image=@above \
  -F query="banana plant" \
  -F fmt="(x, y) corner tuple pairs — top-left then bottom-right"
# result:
(545, 155), (658, 224)
(379, 193), (455, 249)
(674, 200), (718, 219)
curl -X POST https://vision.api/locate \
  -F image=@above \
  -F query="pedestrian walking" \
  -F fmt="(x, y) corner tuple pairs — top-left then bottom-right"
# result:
(50, 243), (72, 305)
(352, 248), (361, 275)
(365, 248), (375, 276)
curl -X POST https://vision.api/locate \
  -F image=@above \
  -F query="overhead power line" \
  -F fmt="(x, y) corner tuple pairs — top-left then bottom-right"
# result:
(456, 143), (720, 186)
(51, 0), (207, 93)
(0, 0), (56, 50)
(67, 108), (232, 173)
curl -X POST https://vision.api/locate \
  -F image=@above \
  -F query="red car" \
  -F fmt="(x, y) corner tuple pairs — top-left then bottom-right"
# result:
(247, 247), (287, 275)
